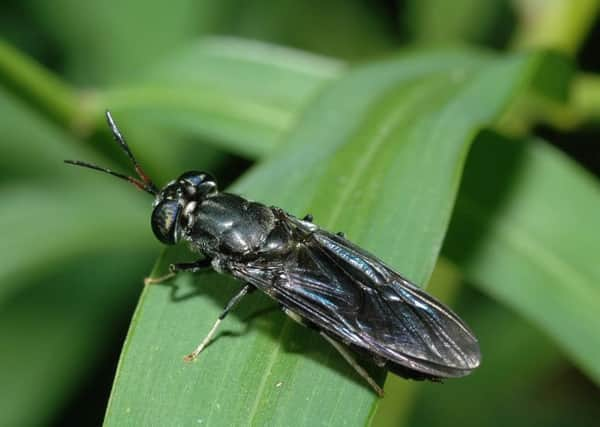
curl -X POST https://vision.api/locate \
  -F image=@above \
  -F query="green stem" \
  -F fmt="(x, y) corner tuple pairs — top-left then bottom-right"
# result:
(497, 69), (600, 133)
(571, 73), (600, 121)
(531, 73), (600, 130)
(511, 0), (600, 56)
(0, 38), (93, 133)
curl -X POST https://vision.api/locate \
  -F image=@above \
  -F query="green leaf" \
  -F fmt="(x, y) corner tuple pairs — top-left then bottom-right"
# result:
(106, 49), (546, 426)
(0, 87), (155, 302)
(408, 289), (567, 427)
(98, 37), (344, 158)
(511, 0), (600, 56)
(29, 0), (203, 85)
(0, 87), (156, 425)
(403, 0), (513, 46)
(0, 252), (152, 426)
(444, 132), (600, 384)
(372, 259), (465, 427)
(28, 0), (391, 87)
(215, 0), (397, 60)
(0, 39), (79, 130)
(0, 185), (153, 302)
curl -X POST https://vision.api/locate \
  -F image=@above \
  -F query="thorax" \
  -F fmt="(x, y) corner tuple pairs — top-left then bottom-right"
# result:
(183, 193), (280, 257)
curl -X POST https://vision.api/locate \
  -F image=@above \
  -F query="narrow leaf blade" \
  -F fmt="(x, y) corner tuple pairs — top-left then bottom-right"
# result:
(105, 50), (549, 426)
(445, 132), (600, 384)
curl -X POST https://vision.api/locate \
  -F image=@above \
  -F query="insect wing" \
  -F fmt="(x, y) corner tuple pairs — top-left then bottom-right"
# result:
(227, 217), (480, 378)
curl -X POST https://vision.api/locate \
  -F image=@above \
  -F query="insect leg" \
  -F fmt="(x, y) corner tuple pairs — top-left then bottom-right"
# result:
(320, 332), (384, 397)
(171, 258), (213, 273)
(184, 284), (254, 361)
(281, 307), (317, 329)
(144, 258), (212, 285)
(281, 308), (383, 395)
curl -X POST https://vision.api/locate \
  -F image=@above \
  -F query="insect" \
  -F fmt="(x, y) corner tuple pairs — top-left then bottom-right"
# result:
(66, 111), (481, 396)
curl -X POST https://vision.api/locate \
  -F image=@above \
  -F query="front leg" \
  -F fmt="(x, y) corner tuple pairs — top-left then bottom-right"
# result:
(144, 258), (212, 285)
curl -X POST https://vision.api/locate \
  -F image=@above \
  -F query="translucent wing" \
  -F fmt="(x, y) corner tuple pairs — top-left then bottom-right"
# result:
(226, 215), (480, 378)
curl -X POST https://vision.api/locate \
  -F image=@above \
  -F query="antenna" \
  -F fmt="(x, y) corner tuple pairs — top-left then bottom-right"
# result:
(64, 111), (158, 195)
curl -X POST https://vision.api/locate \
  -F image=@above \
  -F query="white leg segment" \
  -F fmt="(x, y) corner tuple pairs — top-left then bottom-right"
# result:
(320, 332), (384, 397)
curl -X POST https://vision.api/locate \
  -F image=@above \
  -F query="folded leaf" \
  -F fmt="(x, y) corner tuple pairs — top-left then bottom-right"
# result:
(106, 49), (553, 426)
(445, 132), (600, 384)
(99, 37), (344, 158)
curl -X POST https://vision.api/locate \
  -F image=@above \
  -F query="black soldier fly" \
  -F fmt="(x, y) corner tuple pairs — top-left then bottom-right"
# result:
(65, 111), (481, 396)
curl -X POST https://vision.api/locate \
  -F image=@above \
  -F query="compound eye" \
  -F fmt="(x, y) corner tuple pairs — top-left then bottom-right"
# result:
(151, 199), (181, 245)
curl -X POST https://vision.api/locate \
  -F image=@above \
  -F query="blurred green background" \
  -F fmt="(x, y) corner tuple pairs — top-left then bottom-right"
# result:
(1, 1), (600, 426)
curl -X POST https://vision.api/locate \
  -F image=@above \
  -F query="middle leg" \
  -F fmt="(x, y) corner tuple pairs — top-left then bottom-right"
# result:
(184, 283), (255, 361)
(144, 258), (212, 285)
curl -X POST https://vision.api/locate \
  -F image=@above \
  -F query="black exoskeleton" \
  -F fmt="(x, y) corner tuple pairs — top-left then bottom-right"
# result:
(65, 111), (481, 397)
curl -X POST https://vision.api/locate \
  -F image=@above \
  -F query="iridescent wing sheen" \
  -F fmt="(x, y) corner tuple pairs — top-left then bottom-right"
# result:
(226, 217), (480, 379)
